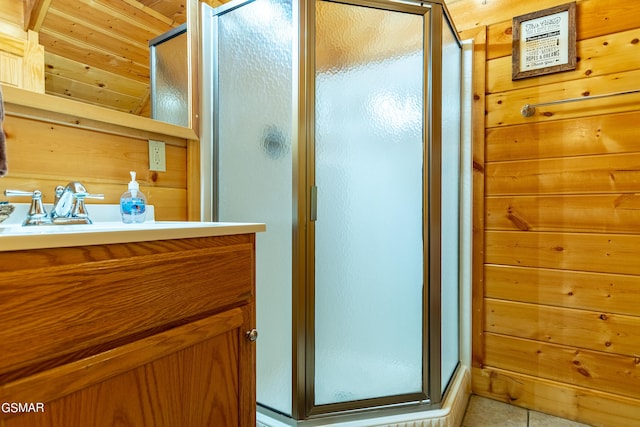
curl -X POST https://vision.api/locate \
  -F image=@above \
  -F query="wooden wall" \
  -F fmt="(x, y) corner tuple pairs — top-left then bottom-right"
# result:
(1, 85), (197, 221)
(0, 3), (198, 221)
(448, 0), (640, 425)
(0, 17), (44, 93)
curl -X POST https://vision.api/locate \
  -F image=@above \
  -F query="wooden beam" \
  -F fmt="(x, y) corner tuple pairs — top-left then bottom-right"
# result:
(120, 0), (177, 26)
(24, 0), (52, 31)
(459, 25), (487, 371)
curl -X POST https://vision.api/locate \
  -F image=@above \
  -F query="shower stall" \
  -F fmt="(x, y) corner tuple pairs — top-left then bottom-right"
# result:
(200, 0), (470, 424)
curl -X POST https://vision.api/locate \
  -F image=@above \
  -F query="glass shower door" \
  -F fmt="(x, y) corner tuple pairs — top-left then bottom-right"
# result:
(204, 0), (295, 416)
(204, 0), (464, 420)
(313, 0), (427, 407)
(440, 16), (462, 393)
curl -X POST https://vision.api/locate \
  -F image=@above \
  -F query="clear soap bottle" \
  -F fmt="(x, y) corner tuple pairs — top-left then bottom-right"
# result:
(120, 171), (147, 223)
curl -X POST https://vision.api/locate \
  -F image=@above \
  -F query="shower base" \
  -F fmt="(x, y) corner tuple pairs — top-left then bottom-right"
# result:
(256, 366), (470, 427)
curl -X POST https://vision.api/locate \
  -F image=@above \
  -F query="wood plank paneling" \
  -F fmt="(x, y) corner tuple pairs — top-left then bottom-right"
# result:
(22, 30), (44, 92)
(0, 176), (186, 220)
(454, 0), (640, 422)
(139, 0), (188, 25)
(486, 153), (640, 196)
(0, 51), (23, 87)
(472, 367), (640, 427)
(485, 265), (640, 316)
(51, 0), (172, 43)
(485, 298), (640, 356)
(31, 0), (179, 111)
(96, 0), (177, 31)
(485, 20), (512, 62)
(486, 111), (640, 162)
(2, 84), (196, 140)
(3, 115), (186, 188)
(39, 30), (150, 83)
(486, 195), (640, 233)
(25, 0), (52, 32)
(460, 0), (640, 59)
(0, 30), (44, 92)
(44, 53), (149, 99)
(484, 333), (640, 400)
(1, 89), (191, 221)
(45, 73), (145, 113)
(486, 231), (640, 275)
(451, 0), (639, 37)
(44, 8), (150, 66)
(446, 0), (572, 33)
(487, 28), (640, 93)
(0, 0), (24, 28)
(486, 69), (640, 127)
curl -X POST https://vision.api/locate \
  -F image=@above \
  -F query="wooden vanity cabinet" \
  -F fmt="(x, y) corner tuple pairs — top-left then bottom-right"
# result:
(0, 233), (257, 427)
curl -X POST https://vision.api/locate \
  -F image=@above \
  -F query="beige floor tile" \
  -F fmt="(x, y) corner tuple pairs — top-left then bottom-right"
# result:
(461, 396), (528, 427)
(528, 410), (592, 427)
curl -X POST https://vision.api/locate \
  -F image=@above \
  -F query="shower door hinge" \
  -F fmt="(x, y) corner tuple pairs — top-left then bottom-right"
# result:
(310, 185), (318, 222)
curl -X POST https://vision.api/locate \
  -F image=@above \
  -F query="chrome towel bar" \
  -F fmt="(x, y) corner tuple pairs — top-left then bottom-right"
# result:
(521, 88), (640, 117)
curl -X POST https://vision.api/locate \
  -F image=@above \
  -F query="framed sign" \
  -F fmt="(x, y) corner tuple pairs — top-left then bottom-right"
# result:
(512, 2), (576, 80)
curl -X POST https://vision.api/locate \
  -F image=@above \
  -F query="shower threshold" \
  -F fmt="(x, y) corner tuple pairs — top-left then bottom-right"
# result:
(257, 366), (470, 427)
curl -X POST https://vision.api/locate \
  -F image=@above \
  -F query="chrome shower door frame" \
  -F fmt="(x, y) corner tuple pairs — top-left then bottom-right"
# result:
(299, 0), (461, 420)
(201, 0), (464, 421)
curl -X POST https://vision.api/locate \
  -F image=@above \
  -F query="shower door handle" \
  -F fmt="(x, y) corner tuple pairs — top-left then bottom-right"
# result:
(310, 185), (318, 222)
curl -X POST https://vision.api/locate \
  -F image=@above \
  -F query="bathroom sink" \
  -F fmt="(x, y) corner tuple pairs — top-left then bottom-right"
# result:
(0, 203), (156, 232)
(0, 220), (253, 235)
(0, 204), (265, 252)
(0, 221), (148, 235)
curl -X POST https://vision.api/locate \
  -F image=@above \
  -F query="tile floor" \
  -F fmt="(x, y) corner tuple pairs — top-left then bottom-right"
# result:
(462, 395), (593, 427)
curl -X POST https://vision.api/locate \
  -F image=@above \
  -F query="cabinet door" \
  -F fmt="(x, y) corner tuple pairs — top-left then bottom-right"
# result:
(1, 306), (256, 427)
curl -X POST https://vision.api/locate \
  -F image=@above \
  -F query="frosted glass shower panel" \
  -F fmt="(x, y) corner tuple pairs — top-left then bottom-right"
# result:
(314, 0), (425, 405)
(216, 0), (294, 416)
(440, 17), (462, 393)
(150, 26), (188, 127)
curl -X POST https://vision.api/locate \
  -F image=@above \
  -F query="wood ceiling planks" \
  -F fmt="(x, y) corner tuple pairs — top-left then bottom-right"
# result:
(138, 0), (187, 25)
(34, 0), (180, 115)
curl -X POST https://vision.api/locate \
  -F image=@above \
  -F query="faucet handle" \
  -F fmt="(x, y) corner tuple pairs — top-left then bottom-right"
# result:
(52, 186), (105, 204)
(3, 189), (51, 225)
(68, 192), (104, 223)
(4, 189), (40, 198)
(75, 192), (105, 200)
(51, 182), (104, 223)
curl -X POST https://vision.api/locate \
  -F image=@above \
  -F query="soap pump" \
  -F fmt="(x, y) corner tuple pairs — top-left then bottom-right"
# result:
(120, 171), (147, 223)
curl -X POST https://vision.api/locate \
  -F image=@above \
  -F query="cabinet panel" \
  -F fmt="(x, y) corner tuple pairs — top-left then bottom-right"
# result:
(0, 237), (254, 382)
(0, 233), (257, 426)
(5, 332), (237, 427)
(1, 306), (255, 427)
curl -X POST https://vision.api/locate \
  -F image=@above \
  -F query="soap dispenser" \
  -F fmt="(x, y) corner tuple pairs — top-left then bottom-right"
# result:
(120, 171), (147, 223)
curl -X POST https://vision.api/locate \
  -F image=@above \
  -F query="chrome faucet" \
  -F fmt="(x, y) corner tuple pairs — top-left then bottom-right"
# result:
(4, 182), (104, 225)
(2, 189), (51, 226)
(50, 182), (105, 223)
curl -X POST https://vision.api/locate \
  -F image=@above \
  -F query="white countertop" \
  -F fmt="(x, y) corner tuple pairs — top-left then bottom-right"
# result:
(0, 204), (265, 252)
